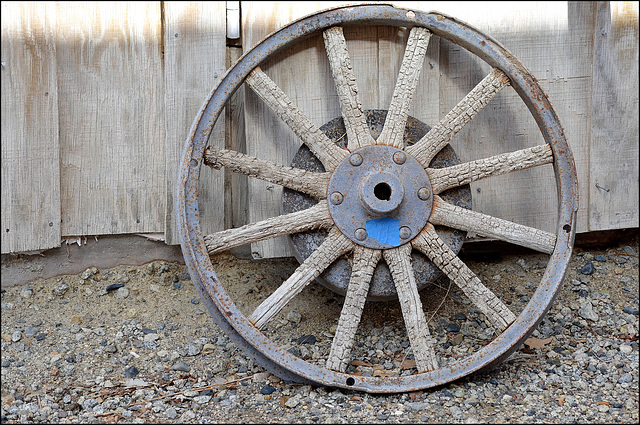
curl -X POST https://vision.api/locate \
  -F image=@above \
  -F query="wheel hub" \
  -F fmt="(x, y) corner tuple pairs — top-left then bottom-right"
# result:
(328, 145), (433, 249)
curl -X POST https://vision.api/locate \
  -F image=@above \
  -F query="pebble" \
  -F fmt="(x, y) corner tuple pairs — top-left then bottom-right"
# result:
(578, 301), (599, 322)
(124, 366), (139, 378)
(172, 362), (190, 372)
(581, 261), (595, 275)
(261, 385), (276, 395)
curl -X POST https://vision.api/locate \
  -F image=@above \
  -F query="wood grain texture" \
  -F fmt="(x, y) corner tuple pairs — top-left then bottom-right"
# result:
(428, 144), (553, 194)
(413, 224), (516, 331)
(1, 2), (60, 253)
(430, 196), (557, 254)
(164, 1), (227, 244)
(383, 244), (439, 372)
(250, 228), (353, 329)
(204, 201), (332, 255)
(56, 2), (165, 237)
(378, 26), (431, 149)
(204, 147), (330, 199)
(326, 246), (381, 372)
(589, 1), (639, 231)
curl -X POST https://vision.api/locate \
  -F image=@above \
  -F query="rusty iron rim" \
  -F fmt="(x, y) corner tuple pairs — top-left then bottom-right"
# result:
(177, 4), (579, 393)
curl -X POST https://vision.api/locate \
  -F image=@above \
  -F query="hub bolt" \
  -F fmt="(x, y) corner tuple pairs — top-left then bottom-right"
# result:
(417, 187), (431, 201)
(399, 226), (412, 239)
(330, 192), (344, 205)
(393, 151), (407, 165)
(354, 228), (367, 241)
(349, 153), (363, 166)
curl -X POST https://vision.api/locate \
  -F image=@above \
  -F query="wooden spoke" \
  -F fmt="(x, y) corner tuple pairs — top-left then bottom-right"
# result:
(245, 67), (347, 171)
(204, 147), (330, 199)
(412, 224), (517, 331)
(383, 244), (438, 372)
(429, 144), (553, 194)
(326, 246), (381, 372)
(430, 196), (557, 254)
(250, 228), (354, 329)
(204, 201), (332, 255)
(407, 68), (511, 167)
(323, 27), (376, 151)
(378, 27), (432, 149)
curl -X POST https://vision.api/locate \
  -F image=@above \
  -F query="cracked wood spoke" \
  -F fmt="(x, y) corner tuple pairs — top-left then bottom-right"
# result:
(204, 147), (330, 199)
(383, 244), (438, 372)
(326, 246), (381, 372)
(429, 144), (554, 194)
(378, 27), (431, 149)
(407, 68), (511, 167)
(323, 27), (376, 151)
(245, 67), (347, 171)
(413, 224), (517, 331)
(250, 228), (354, 329)
(204, 201), (332, 255)
(430, 196), (557, 254)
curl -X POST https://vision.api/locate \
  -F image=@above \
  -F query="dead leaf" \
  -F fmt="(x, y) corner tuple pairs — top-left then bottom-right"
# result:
(524, 337), (552, 349)
(279, 396), (289, 408)
(350, 396), (363, 402)
(350, 359), (374, 367)
(401, 359), (416, 370)
(373, 369), (388, 377)
(597, 401), (610, 405)
(555, 397), (565, 406)
(409, 391), (423, 401)
(372, 364), (384, 371)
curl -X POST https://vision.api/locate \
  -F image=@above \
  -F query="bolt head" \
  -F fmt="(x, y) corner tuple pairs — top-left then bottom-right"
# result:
(354, 228), (367, 241)
(417, 187), (431, 201)
(330, 192), (344, 205)
(399, 226), (412, 239)
(349, 153), (363, 166)
(393, 151), (407, 165)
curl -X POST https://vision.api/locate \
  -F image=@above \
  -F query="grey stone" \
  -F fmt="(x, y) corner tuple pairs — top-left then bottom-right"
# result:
(578, 301), (599, 322)
(165, 407), (178, 419)
(172, 362), (190, 372)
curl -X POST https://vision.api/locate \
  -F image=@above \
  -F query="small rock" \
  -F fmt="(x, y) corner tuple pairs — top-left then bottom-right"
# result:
(106, 283), (125, 292)
(578, 301), (599, 322)
(172, 362), (190, 372)
(619, 345), (632, 355)
(453, 313), (467, 321)
(190, 298), (199, 304)
(618, 373), (633, 384)
(19, 288), (33, 298)
(285, 396), (300, 408)
(296, 335), (316, 345)
(261, 385), (276, 395)
(450, 406), (466, 420)
(286, 311), (302, 324)
(446, 323), (461, 333)
(194, 395), (212, 404)
(116, 288), (129, 299)
(580, 261), (594, 275)
(24, 327), (39, 338)
(52, 284), (69, 297)
(621, 245), (637, 255)
(623, 307), (639, 316)
(184, 343), (201, 356)
(11, 331), (21, 342)
(165, 407), (178, 419)
(124, 366), (139, 378)
(594, 255), (607, 262)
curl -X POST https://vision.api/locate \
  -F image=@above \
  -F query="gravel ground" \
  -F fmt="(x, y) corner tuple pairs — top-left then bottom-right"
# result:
(1, 233), (638, 424)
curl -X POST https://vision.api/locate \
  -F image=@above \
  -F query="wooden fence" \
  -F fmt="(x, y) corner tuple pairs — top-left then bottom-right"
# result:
(2, 1), (638, 257)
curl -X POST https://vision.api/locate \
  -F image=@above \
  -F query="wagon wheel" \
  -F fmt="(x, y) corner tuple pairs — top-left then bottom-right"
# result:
(177, 5), (578, 392)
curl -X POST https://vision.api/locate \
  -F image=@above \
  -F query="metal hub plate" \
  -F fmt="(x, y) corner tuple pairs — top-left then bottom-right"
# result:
(328, 145), (433, 249)
(283, 110), (472, 301)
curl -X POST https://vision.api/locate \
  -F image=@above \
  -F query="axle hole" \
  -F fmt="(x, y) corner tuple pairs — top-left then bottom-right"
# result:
(374, 182), (392, 201)
(563, 224), (571, 233)
(346, 377), (355, 386)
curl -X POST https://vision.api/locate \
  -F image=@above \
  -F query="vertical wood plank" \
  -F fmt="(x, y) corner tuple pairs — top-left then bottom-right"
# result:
(589, 1), (639, 231)
(56, 2), (166, 237)
(163, 1), (227, 245)
(242, 1), (438, 258)
(1, 2), (61, 253)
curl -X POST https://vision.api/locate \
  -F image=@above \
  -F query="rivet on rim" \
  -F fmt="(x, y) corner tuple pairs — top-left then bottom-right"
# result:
(349, 153), (363, 166)
(399, 226), (412, 239)
(354, 228), (367, 241)
(418, 187), (431, 201)
(393, 151), (407, 165)
(330, 192), (344, 205)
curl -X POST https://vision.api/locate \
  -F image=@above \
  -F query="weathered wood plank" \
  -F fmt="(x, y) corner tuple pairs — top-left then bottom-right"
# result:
(204, 201), (332, 255)
(589, 1), (639, 231)
(249, 228), (353, 329)
(56, 2), (165, 237)
(164, 1), (227, 244)
(383, 244), (439, 372)
(327, 246), (381, 372)
(1, 2), (60, 253)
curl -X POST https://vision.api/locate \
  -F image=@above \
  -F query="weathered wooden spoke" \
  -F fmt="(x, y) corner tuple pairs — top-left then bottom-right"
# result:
(383, 244), (439, 372)
(378, 27), (432, 149)
(407, 68), (511, 167)
(204, 201), (332, 255)
(413, 224), (517, 331)
(323, 27), (376, 151)
(326, 246), (381, 372)
(204, 147), (330, 199)
(245, 67), (347, 171)
(428, 144), (553, 194)
(250, 228), (354, 329)
(430, 196), (557, 254)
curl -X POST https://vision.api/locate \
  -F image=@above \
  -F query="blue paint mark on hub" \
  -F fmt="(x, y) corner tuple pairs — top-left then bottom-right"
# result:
(365, 217), (401, 247)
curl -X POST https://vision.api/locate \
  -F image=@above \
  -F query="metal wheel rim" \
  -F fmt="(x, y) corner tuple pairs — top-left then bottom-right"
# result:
(177, 4), (579, 393)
